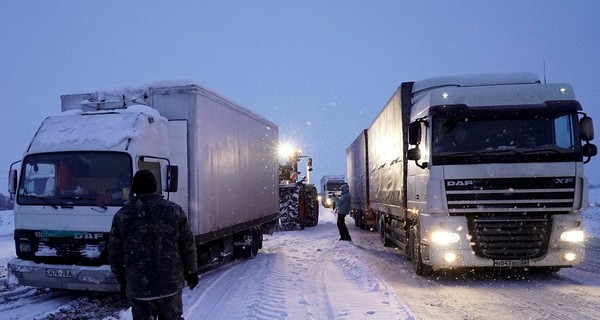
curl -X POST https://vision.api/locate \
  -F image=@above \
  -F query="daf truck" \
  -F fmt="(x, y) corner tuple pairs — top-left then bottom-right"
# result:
(7, 83), (280, 291)
(346, 73), (596, 274)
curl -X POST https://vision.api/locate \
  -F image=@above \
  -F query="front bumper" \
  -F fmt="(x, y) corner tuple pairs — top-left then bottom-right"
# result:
(419, 214), (586, 270)
(7, 258), (119, 292)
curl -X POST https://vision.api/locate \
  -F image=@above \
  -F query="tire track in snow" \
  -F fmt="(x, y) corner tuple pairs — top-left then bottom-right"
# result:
(323, 242), (414, 319)
(184, 253), (288, 320)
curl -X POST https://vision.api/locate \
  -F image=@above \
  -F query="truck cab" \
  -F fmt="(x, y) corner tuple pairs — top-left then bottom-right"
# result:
(405, 73), (596, 273)
(320, 175), (346, 208)
(8, 105), (175, 291)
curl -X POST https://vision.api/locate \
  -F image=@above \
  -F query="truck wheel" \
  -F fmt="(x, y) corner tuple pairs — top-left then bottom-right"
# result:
(250, 228), (260, 258)
(410, 225), (432, 276)
(379, 215), (393, 247)
(236, 229), (259, 259)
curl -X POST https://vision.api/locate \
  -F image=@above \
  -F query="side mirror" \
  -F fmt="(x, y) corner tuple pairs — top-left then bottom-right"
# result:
(583, 143), (597, 164)
(580, 116), (594, 141)
(408, 122), (422, 145)
(583, 143), (597, 157)
(165, 165), (179, 192)
(407, 148), (421, 160)
(8, 169), (17, 194)
(408, 148), (428, 169)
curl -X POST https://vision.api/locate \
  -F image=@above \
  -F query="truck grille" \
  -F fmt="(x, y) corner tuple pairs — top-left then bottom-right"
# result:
(14, 229), (109, 266)
(467, 215), (551, 259)
(445, 177), (575, 215)
(445, 177), (574, 259)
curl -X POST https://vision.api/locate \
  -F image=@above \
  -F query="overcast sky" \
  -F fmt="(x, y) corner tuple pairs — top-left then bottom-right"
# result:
(2, 1), (600, 187)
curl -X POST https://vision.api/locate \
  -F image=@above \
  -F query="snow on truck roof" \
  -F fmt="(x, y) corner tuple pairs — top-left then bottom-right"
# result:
(27, 105), (165, 153)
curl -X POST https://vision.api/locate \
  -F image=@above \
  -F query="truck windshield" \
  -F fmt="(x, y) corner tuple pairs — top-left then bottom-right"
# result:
(325, 182), (345, 192)
(431, 105), (582, 164)
(18, 152), (132, 207)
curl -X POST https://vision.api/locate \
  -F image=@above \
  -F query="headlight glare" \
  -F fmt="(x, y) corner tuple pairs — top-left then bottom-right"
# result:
(430, 231), (460, 245)
(560, 230), (584, 243)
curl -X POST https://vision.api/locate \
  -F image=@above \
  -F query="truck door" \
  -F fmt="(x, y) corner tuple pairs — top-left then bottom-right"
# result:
(407, 120), (430, 218)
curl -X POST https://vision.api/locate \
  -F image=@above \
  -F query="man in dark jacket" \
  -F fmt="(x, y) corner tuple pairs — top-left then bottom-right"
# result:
(109, 169), (198, 320)
(335, 184), (352, 241)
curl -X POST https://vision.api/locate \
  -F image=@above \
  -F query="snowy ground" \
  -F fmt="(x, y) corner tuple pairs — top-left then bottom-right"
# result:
(0, 187), (599, 319)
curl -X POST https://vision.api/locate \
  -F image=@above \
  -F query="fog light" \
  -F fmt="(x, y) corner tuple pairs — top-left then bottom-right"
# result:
(19, 243), (32, 253)
(562, 252), (577, 262)
(431, 231), (460, 245)
(443, 252), (458, 263)
(560, 230), (584, 243)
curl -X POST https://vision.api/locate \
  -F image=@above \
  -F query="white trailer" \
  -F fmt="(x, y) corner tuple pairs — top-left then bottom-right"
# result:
(347, 73), (597, 275)
(8, 84), (279, 291)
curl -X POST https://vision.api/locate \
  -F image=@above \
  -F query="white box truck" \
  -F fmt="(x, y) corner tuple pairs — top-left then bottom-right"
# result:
(347, 73), (597, 274)
(7, 83), (280, 291)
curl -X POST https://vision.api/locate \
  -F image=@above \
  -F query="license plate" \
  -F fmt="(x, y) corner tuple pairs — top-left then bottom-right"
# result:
(493, 259), (529, 267)
(46, 268), (72, 278)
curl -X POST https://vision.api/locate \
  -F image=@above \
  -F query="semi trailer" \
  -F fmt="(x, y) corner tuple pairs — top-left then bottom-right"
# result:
(7, 83), (280, 291)
(346, 73), (596, 274)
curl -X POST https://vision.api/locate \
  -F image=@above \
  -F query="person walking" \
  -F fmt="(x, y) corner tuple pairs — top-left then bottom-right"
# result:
(109, 169), (199, 320)
(335, 183), (352, 241)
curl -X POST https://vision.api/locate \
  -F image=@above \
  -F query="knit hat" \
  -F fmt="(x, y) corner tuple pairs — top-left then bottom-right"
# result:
(341, 184), (349, 193)
(131, 169), (157, 195)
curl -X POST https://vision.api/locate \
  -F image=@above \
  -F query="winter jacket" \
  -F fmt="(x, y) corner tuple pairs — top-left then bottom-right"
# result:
(108, 194), (197, 299)
(335, 184), (351, 216)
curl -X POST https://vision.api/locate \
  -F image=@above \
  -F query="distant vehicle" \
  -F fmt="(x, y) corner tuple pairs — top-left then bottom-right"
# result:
(7, 84), (280, 291)
(346, 73), (597, 275)
(319, 175), (345, 208)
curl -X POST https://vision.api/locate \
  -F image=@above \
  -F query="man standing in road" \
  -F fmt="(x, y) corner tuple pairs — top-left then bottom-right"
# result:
(109, 169), (199, 320)
(335, 183), (352, 241)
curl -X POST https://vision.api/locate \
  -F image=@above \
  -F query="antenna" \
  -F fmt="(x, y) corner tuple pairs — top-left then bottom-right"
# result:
(543, 61), (547, 83)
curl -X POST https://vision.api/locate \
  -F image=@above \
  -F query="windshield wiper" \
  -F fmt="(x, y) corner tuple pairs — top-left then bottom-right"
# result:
(20, 195), (58, 209)
(521, 146), (568, 155)
(60, 195), (108, 210)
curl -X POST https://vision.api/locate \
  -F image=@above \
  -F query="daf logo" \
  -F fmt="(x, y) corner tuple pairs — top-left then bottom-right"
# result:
(447, 180), (474, 186)
(553, 178), (574, 184)
(74, 233), (104, 240)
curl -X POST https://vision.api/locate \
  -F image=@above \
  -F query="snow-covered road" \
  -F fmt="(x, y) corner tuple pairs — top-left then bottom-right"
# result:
(1, 200), (600, 319)
(182, 216), (412, 320)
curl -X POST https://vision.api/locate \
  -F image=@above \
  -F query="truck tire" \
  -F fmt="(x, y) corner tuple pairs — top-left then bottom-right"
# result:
(410, 225), (433, 276)
(235, 229), (259, 259)
(379, 215), (393, 247)
(250, 228), (260, 257)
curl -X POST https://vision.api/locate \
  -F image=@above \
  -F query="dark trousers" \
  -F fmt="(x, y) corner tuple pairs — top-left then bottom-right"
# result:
(131, 290), (184, 320)
(337, 214), (351, 240)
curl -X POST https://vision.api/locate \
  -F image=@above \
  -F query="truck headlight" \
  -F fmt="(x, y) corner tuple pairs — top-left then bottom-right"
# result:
(560, 230), (584, 243)
(19, 242), (32, 253)
(325, 198), (333, 206)
(430, 231), (460, 245)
